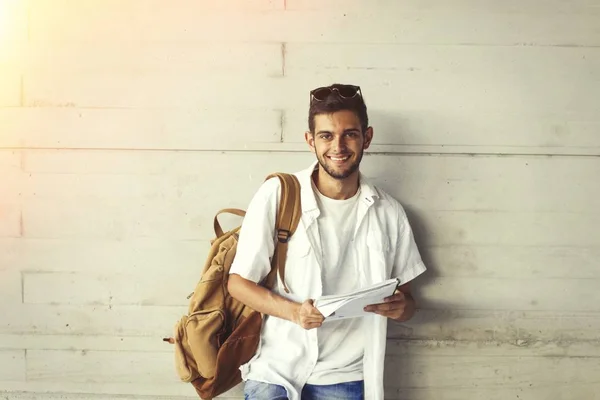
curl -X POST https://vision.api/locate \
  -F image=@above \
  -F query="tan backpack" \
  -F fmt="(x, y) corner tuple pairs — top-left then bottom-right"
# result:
(165, 173), (302, 400)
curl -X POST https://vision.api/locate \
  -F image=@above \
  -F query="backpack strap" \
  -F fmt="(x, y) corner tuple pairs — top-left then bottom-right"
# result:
(213, 208), (246, 238)
(264, 173), (302, 293)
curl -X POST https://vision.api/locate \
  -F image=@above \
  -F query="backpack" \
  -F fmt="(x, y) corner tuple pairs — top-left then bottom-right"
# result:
(165, 173), (302, 400)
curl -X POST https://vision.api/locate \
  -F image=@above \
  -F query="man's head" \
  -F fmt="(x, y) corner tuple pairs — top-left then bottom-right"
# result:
(305, 84), (373, 181)
(308, 84), (369, 133)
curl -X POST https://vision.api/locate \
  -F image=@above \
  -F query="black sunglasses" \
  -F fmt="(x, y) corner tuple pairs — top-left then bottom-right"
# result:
(310, 85), (362, 102)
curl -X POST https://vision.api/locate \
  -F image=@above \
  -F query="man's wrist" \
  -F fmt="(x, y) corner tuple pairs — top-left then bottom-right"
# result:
(286, 301), (302, 324)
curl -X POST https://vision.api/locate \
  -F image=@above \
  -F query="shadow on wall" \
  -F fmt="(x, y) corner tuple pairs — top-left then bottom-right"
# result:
(363, 112), (465, 391)
(364, 109), (463, 305)
(400, 206), (461, 315)
(364, 110), (454, 310)
(367, 109), (424, 147)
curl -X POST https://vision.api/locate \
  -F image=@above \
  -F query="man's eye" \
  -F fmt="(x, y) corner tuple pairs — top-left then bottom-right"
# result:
(320, 134), (332, 140)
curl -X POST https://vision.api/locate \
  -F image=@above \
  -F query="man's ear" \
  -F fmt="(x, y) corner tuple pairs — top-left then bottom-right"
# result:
(305, 131), (316, 153)
(363, 127), (374, 150)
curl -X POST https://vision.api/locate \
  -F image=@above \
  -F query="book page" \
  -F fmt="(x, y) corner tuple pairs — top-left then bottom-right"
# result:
(314, 278), (400, 320)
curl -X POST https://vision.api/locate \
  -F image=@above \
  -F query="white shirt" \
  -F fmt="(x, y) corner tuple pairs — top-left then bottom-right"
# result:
(309, 180), (364, 385)
(229, 162), (426, 400)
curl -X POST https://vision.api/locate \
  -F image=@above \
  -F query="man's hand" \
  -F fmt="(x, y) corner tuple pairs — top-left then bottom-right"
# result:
(293, 299), (325, 330)
(363, 283), (416, 322)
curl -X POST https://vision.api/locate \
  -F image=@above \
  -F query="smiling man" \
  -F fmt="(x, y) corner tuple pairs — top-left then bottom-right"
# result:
(228, 84), (427, 400)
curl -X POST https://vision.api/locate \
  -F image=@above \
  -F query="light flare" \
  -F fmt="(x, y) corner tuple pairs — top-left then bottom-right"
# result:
(0, 0), (24, 48)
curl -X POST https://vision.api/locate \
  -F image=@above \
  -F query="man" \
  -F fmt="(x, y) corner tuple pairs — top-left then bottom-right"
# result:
(228, 84), (426, 400)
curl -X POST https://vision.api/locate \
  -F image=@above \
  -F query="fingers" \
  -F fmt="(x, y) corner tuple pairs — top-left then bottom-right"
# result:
(302, 321), (323, 330)
(364, 300), (405, 313)
(364, 292), (406, 311)
(365, 303), (405, 319)
(368, 302), (403, 312)
(302, 300), (324, 318)
(309, 311), (325, 320)
(383, 292), (406, 303)
(302, 315), (324, 324)
(298, 299), (324, 330)
(309, 304), (323, 316)
(299, 313), (324, 330)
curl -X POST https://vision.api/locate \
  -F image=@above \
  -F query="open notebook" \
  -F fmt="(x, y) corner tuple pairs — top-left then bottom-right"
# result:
(314, 278), (401, 321)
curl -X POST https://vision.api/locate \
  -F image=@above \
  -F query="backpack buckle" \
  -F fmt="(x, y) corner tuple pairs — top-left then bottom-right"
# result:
(277, 229), (291, 243)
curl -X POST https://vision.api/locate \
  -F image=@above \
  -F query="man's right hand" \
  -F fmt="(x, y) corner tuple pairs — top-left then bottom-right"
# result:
(294, 299), (325, 330)
(228, 274), (325, 329)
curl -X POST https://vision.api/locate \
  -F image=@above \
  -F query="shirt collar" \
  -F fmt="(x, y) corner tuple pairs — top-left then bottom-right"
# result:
(296, 161), (380, 214)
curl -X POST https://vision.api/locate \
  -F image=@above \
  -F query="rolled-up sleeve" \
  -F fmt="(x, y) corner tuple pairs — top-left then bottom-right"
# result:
(391, 207), (427, 285)
(229, 178), (280, 283)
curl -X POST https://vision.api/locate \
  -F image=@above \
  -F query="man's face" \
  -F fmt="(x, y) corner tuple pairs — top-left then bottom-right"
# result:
(305, 110), (373, 180)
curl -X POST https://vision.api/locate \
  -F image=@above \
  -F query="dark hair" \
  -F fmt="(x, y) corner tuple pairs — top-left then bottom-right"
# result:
(308, 84), (369, 134)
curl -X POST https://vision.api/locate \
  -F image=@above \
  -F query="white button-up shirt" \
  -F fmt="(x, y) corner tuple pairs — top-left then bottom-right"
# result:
(229, 162), (426, 400)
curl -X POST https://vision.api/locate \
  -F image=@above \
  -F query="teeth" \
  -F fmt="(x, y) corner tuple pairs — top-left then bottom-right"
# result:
(330, 156), (349, 161)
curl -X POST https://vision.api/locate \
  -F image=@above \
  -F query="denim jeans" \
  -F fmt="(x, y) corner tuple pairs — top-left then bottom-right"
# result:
(244, 379), (364, 400)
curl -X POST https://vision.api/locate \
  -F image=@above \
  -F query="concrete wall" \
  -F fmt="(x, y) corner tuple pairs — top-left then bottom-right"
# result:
(1, 1), (599, 399)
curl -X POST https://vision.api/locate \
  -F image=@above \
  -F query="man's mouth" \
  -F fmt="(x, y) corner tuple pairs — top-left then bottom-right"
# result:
(327, 155), (351, 162)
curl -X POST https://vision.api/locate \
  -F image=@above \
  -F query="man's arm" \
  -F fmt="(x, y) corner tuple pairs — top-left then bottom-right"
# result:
(228, 274), (324, 329)
(363, 282), (416, 322)
(228, 178), (323, 329)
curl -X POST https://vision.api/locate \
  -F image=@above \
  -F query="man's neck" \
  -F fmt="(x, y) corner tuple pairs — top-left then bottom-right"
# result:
(312, 167), (360, 200)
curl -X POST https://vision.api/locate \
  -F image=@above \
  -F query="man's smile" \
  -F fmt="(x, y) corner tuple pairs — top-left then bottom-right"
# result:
(327, 154), (352, 164)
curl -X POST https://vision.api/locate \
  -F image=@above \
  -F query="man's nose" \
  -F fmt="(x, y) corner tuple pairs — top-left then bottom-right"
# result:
(332, 135), (347, 152)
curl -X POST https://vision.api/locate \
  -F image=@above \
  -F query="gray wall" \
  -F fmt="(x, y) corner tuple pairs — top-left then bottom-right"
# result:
(1, 1), (599, 399)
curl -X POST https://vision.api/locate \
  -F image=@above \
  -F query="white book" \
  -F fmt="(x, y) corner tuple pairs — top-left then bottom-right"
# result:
(314, 278), (401, 321)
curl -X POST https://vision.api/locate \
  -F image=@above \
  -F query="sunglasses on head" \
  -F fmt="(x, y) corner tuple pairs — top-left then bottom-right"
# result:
(310, 85), (362, 102)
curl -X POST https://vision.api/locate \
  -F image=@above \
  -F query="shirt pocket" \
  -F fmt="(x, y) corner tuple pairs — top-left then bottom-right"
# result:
(279, 236), (313, 297)
(366, 232), (392, 281)
(285, 237), (312, 258)
(366, 232), (391, 253)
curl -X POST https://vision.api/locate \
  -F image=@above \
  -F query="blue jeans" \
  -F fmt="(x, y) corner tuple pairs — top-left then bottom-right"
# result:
(244, 379), (364, 400)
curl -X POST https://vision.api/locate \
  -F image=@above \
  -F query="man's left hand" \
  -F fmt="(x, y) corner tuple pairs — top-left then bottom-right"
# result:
(364, 286), (415, 321)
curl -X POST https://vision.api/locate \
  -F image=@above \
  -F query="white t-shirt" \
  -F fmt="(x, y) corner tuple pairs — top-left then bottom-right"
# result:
(308, 181), (365, 384)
